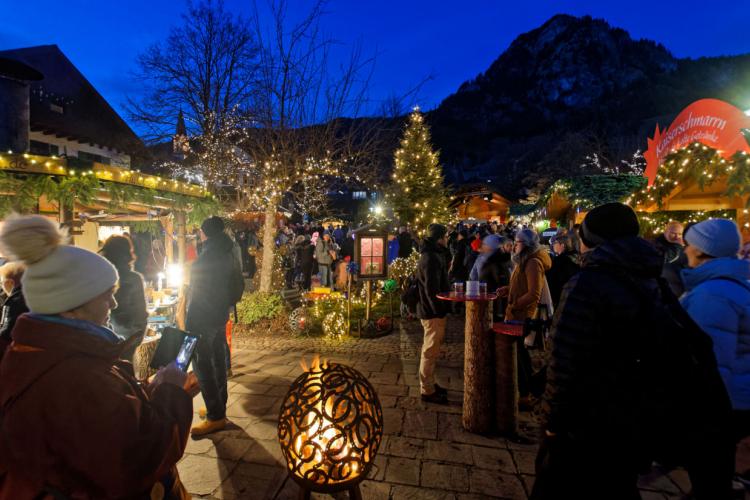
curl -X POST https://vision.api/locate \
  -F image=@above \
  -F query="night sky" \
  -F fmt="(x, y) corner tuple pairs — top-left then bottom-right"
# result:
(2, 0), (750, 136)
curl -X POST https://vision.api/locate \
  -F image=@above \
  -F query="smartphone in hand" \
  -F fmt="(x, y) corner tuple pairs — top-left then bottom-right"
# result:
(175, 335), (199, 371)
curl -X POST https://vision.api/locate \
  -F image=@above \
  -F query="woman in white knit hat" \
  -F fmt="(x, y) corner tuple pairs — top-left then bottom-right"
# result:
(0, 214), (193, 499)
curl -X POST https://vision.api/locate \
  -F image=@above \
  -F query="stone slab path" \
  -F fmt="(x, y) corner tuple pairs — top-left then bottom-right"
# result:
(179, 317), (730, 499)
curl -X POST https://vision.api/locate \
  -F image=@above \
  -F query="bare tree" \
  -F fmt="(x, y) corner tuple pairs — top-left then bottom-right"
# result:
(243, 0), (383, 292)
(127, 0), (258, 188)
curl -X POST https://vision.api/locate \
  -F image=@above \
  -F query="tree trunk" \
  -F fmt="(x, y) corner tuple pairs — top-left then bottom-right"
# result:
(259, 200), (277, 292)
(462, 300), (494, 433)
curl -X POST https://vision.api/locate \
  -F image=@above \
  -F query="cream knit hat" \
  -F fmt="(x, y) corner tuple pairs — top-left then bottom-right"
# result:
(0, 215), (118, 314)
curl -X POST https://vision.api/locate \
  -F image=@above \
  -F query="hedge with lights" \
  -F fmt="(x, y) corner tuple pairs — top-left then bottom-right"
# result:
(538, 175), (647, 211)
(627, 143), (750, 209)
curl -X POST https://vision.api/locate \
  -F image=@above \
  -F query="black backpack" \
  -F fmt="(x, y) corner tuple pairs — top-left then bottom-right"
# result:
(228, 254), (245, 305)
(611, 272), (732, 463)
(401, 274), (419, 315)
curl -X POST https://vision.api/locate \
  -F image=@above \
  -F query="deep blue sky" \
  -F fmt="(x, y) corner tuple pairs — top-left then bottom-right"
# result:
(2, 0), (750, 137)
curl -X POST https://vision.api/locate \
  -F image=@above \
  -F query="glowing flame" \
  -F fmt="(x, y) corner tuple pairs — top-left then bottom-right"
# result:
(299, 354), (328, 373)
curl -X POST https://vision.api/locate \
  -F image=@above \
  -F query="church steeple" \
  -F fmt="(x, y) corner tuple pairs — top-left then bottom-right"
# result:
(172, 109), (189, 159)
(175, 109), (187, 137)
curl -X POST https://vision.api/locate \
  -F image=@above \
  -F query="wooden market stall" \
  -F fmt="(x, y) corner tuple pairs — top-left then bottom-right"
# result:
(453, 184), (512, 222)
(0, 152), (220, 378)
(630, 98), (750, 241)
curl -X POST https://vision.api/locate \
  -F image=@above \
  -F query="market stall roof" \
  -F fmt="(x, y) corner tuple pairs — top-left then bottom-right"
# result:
(452, 184), (512, 220)
(0, 152), (217, 223)
(0, 45), (143, 155)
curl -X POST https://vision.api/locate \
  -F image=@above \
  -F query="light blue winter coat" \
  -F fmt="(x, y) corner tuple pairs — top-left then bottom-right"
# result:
(681, 257), (750, 410)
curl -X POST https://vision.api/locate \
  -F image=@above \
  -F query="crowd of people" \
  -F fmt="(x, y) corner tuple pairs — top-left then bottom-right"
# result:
(0, 204), (747, 498)
(412, 204), (750, 499)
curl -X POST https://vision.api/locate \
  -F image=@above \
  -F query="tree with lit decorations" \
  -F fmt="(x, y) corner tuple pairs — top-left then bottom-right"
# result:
(242, 0), (382, 292)
(387, 108), (452, 235)
(128, 1), (257, 193)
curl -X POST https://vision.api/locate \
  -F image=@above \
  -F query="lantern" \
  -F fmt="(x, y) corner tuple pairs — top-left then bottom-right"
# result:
(288, 307), (309, 335)
(278, 357), (383, 499)
(354, 229), (388, 280)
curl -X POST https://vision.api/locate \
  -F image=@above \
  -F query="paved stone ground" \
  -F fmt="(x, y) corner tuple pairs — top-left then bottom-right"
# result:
(179, 316), (743, 499)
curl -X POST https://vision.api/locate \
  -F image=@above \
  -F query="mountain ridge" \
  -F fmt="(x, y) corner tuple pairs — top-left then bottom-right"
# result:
(426, 14), (750, 197)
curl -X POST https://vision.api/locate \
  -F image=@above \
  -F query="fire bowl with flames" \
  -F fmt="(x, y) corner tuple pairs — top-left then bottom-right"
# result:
(278, 357), (383, 497)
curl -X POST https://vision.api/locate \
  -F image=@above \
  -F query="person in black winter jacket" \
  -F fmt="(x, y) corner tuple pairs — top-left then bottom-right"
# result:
(545, 232), (580, 308)
(416, 224), (450, 405)
(100, 235), (148, 363)
(296, 235), (315, 290)
(469, 234), (512, 320)
(654, 221), (687, 297)
(0, 261), (27, 360)
(532, 204), (733, 500)
(449, 230), (470, 283)
(397, 227), (414, 258)
(187, 216), (238, 437)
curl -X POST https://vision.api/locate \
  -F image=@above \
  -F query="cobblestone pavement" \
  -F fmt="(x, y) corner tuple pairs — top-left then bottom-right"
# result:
(179, 317), (718, 499)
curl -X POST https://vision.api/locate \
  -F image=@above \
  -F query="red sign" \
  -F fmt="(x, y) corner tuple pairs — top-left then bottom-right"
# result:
(644, 98), (750, 185)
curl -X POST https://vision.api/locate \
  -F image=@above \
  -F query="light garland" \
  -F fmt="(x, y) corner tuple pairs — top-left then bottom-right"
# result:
(626, 143), (750, 210)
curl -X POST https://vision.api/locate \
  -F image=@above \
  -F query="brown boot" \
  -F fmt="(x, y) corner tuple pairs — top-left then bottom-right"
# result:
(191, 418), (227, 437)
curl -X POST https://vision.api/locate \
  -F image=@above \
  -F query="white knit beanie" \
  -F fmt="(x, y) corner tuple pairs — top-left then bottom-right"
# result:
(0, 215), (118, 314)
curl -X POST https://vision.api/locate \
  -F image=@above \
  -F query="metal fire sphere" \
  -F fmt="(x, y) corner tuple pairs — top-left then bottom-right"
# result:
(278, 360), (383, 494)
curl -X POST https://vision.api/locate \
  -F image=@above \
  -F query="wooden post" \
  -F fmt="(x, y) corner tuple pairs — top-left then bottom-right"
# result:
(494, 333), (518, 435)
(163, 216), (174, 265)
(365, 281), (372, 321)
(176, 210), (187, 267)
(735, 198), (750, 243)
(463, 299), (494, 433)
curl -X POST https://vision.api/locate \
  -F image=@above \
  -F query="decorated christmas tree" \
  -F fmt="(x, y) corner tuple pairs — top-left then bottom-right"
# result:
(388, 107), (453, 235)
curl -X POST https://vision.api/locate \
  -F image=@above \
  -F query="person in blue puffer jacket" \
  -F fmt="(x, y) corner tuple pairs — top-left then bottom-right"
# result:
(680, 218), (750, 449)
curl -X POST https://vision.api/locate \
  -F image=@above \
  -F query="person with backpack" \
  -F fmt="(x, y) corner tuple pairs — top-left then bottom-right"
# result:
(416, 224), (451, 405)
(680, 219), (750, 469)
(187, 216), (244, 437)
(532, 203), (733, 500)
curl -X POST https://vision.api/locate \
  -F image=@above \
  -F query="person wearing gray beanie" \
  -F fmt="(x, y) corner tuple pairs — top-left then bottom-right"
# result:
(684, 218), (741, 260)
(681, 218), (750, 450)
(0, 214), (194, 498)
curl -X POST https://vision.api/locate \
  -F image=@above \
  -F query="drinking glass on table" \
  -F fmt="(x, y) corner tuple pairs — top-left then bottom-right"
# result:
(453, 282), (464, 295)
(479, 281), (488, 296)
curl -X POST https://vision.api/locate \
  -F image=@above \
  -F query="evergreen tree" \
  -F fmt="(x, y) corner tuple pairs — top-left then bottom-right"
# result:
(388, 108), (453, 235)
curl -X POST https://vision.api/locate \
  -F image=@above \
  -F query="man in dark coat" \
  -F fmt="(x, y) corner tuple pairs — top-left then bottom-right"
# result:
(398, 227), (414, 258)
(654, 221), (687, 296)
(532, 204), (733, 500)
(448, 230), (471, 283)
(416, 224), (450, 405)
(187, 216), (238, 436)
